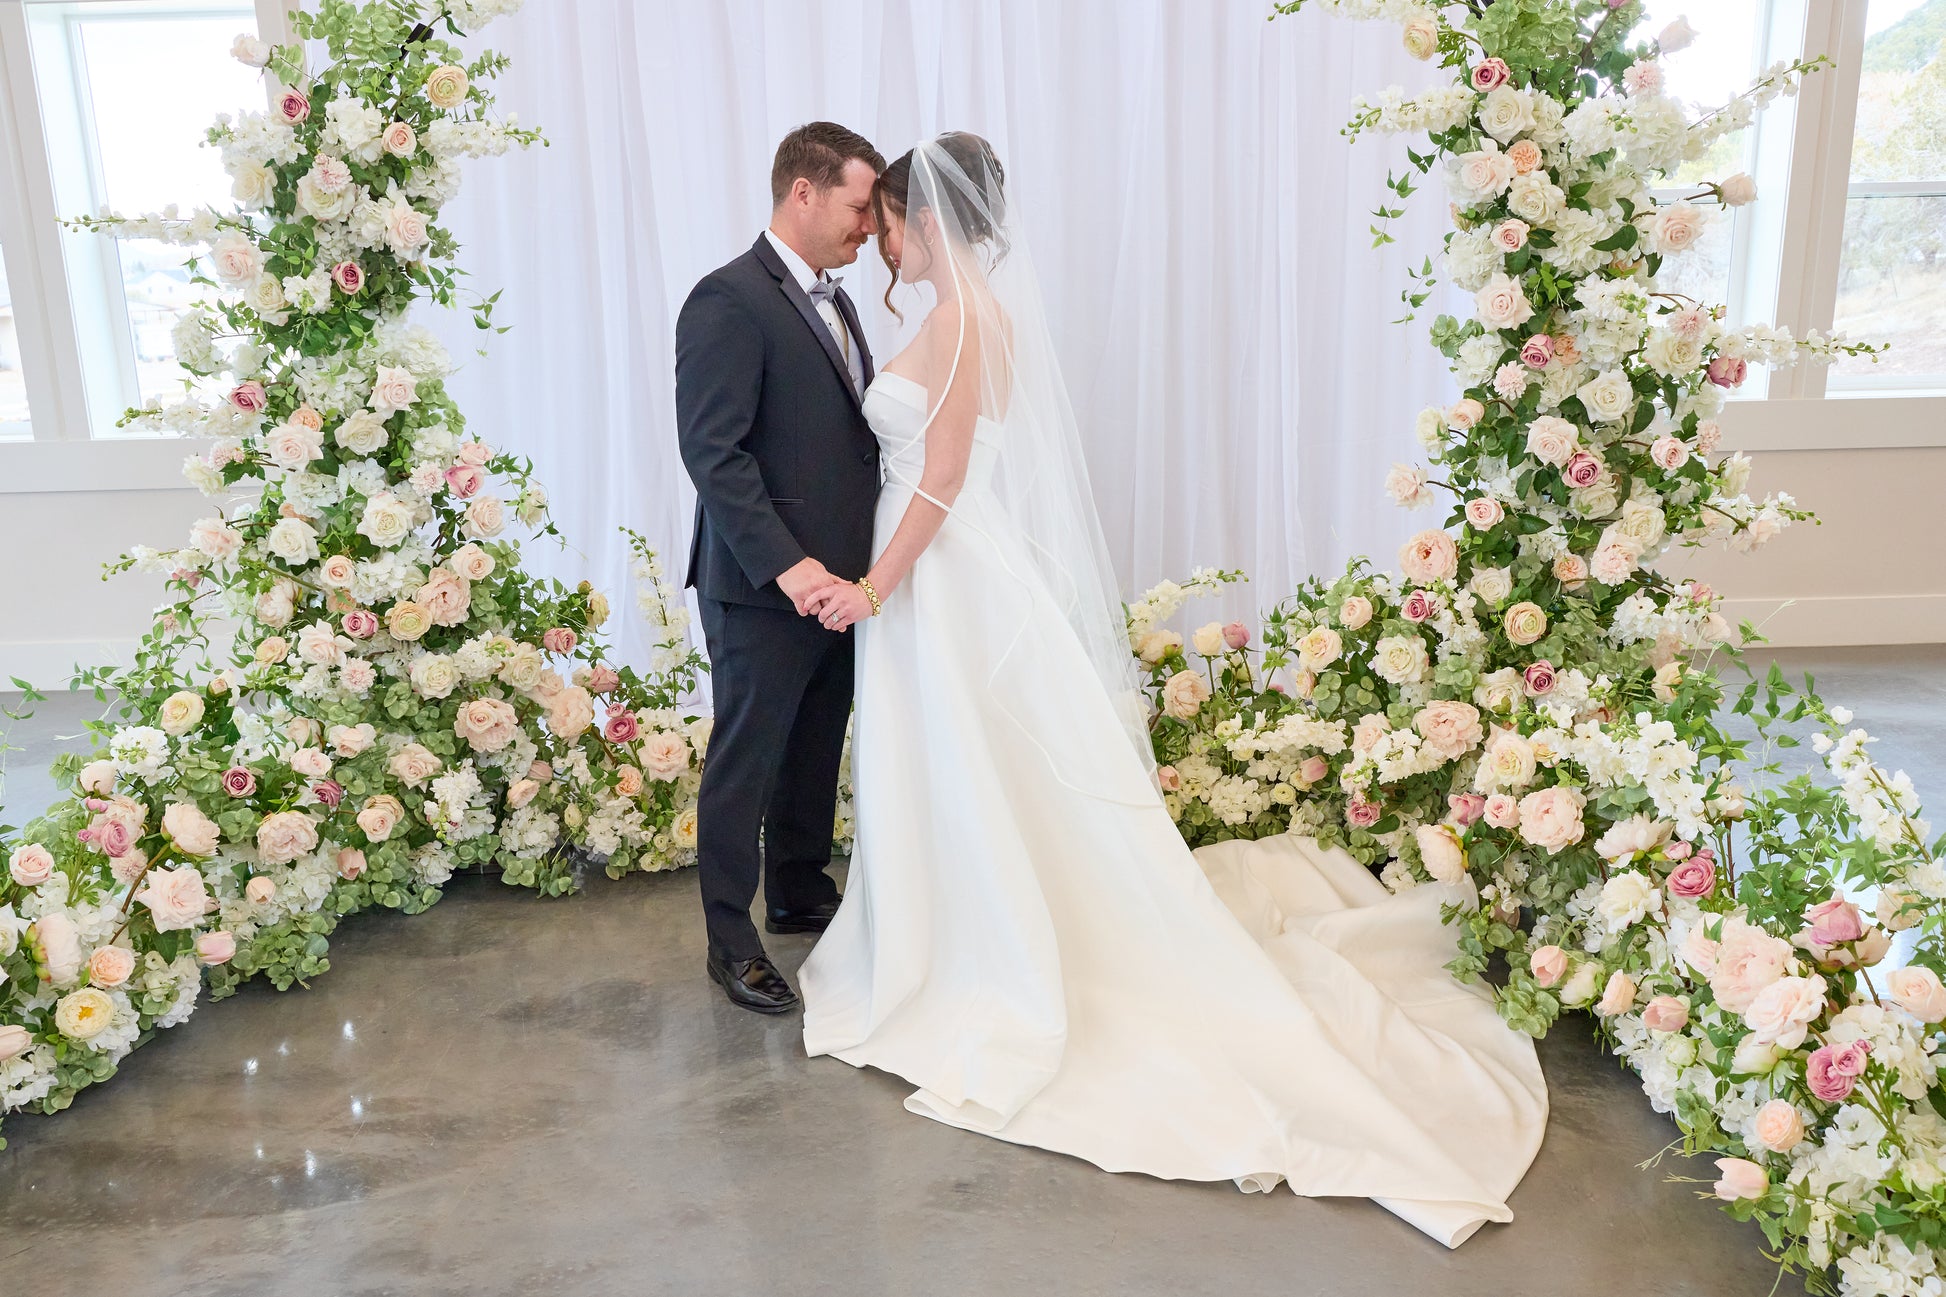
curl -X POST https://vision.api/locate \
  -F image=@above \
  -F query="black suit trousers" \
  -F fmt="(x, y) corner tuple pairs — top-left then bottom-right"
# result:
(696, 596), (851, 959)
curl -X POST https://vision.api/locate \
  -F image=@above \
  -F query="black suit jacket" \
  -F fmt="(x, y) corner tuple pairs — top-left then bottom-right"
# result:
(676, 235), (880, 610)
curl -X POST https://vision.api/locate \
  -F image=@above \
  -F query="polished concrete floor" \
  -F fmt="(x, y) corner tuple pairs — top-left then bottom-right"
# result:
(1, 646), (1941, 1297)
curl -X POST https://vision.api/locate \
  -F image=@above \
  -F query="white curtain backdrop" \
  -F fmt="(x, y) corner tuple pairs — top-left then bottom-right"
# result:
(430, 0), (1456, 666)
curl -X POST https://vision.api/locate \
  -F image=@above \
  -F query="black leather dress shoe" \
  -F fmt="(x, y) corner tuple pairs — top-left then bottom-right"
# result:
(765, 899), (840, 935)
(706, 949), (799, 1014)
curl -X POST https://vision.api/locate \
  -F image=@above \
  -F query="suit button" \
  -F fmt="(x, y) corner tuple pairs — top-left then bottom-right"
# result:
(861, 451), (873, 464)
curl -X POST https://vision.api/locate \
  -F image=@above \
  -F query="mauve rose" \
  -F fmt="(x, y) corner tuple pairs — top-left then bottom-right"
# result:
(332, 261), (364, 294)
(1564, 451), (1604, 488)
(1296, 755), (1330, 786)
(336, 848), (367, 880)
(1529, 945), (1567, 987)
(1806, 1044), (1860, 1101)
(95, 818), (134, 859)
(230, 381), (268, 413)
(604, 710), (641, 744)
(1642, 995), (1689, 1032)
(1712, 1158), (1767, 1203)
(342, 610), (379, 639)
(88, 945), (136, 988)
(313, 780), (345, 810)
(1830, 1039), (1871, 1078)
(1522, 660), (1556, 696)
(197, 931), (237, 965)
(1470, 57), (1511, 90)
(1401, 589), (1438, 623)
(445, 464), (485, 498)
(277, 89), (311, 123)
(245, 876), (277, 904)
(1666, 855), (1716, 899)
(222, 767), (258, 798)
(9, 844), (54, 887)
(1447, 793), (1486, 827)
(1346, 798), (1382, 829)
(542, 628), (578, 655)
(1803, 896), (1865, 947)
(1519, 334), (1554, 369)
(1707, 355), (1748, 388)
(1223, 622), (1251, 651)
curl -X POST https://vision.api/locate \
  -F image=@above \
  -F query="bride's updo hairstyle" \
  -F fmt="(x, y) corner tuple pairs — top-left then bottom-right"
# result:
(875, 131), (1009, 315)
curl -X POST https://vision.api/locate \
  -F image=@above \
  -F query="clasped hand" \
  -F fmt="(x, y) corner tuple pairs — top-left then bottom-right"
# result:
(776, 557), (875, 631)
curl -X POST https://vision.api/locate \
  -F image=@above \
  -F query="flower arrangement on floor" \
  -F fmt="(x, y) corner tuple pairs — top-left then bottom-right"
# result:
(0, 0), (710, 1148)
(1109, 2), (1939, 1290)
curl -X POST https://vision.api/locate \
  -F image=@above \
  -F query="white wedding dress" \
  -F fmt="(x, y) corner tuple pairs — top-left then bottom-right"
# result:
(799, 371), (1550, 1247)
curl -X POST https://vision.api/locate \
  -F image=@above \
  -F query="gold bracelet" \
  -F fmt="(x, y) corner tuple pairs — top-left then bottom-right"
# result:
(855, 576), (883, 617)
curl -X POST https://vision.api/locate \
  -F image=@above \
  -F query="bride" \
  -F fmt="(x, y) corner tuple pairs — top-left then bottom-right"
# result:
(799, 133), (1548, 1248)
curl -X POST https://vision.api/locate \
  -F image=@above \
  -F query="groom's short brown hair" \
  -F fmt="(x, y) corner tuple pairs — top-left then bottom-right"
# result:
(771, 122), (885, 207)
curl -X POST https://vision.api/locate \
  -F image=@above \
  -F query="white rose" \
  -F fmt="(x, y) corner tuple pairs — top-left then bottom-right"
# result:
(1525, 415), (1579, 466)
(1506, 172), (1566, 225)
(357, 493), (416, 548)
(231, 34), (272, 67)
(335, 410), (391, 455)
(370, 366), (419, 414)
(1469, 566), (1513, 606)
(1478, 86), (1535, 143)
(1372, 634), (1429, 685)
(1576, 369), (1635, 423)
(266, 517), (321, 566)
(1597, 871), (1662, 930)
(230, 160), (276, 209)
(246, 272), (288, 318)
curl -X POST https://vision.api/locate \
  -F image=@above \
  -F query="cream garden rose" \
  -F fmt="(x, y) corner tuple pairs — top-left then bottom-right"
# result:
(135, 866), (212, 931)
(255, 811), (320, 867)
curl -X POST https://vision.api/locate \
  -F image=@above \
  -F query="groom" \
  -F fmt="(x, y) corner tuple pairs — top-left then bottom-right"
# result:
(676, 122), (885, 1014)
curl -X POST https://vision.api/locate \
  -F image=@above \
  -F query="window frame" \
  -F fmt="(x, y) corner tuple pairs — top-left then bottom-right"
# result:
(0, 0), (289, 472)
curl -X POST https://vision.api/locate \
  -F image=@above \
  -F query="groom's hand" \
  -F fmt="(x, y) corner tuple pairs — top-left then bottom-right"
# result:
(776, 557), (844, 616)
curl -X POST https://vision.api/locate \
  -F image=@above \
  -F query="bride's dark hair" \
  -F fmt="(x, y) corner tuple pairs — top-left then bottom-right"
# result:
(874, 131), (1009, 317)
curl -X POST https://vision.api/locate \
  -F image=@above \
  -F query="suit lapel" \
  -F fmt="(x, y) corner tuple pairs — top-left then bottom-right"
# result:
(834, 286), (875, 391)
(751, 235), (863, 409)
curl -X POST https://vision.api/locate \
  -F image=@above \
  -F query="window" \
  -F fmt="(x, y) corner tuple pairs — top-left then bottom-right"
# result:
(1829, 0), (1946, 391)
(24, 0), (263, 434)
(1635, 1), (1776, 322)
(0, 237), (28, 439)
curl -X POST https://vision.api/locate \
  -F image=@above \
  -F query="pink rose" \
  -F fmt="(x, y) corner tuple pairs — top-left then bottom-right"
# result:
(454, 698), (520, 753)
(1552, 552), (1589, 589)
(332, 261), (365, 294)
(1529, 944), (1567, 988)
(1414, 699), (1483, 761)
(1519, 334), (1554, 368)
(1642, 995), (1689, 1032)
(542, 628), (578, 655)
(1401, 589), (1439, 623)
(445, 464), (486, 498)
(1707, 355), (1748, 388)
(1888, 967), (1946, 1023)
(244, 875), (277, 905)
(1222, 622), (1251, 651)
(1156, 765), (1182, 792)
(1470, 57), (1511, 90)
(604, 709), (641, 744)
(1464, 497), (1504, 530)
(1296, 755), (1330, 787)
(457, 441), (493, 467)
(9, 844), (54, 887)
(615, 765), (644, 797)
(1483, 793), (1520, 829)
(1712, 1157), (1768, 1203)
(1346, 797), (1382, 830)
(255, 811), (319, 866)
(229, 381), (268, 413)
(357, 795), (403, 842)
(415, 567), (473, 628)
(506, 779), (540, 809)
(389, 744), (443, 786)
(276, 89), (311, 123)
(584, 665), (622, 695)
(1650, 436), (1690, 471)
(1708, 918), (1794, 1014)
(1753, 1100), (1805, 1153)
(1518, 786), (1586, 854)
(1666, 855), (1716, 899)
(1803, 896), (1865, 947)
(1664, 840), (1694, 862)
(1564, 451), (1604, 488)
(162, 802), (221, 856)
(1596, 970), (1638, 1016)
(1338, 596), (1373, 630)
(547, 686), (596, 740)
(95, 817), (134, 859)
(1492, 219), (1530, 253)
(290, 747), (333, 779)
(336, 847), (367, 880)
(135, 866), (212, 931)
(1806, 1041), (1868, 1101)
(196, 930), (237, 965)
(1447, 793), (1486, 827)
(88, 945), (136, 988)
(529, 760), (554, 783)
(1522, 660), (1556, 696)
(1399, 529), (1459, 586)
(313, 779), (345, 810)
(342, 610), (379, 639)
(638, 731), (693, 782)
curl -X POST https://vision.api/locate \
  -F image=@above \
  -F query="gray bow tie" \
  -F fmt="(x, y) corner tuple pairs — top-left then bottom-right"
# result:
(807, 276), (842, 306)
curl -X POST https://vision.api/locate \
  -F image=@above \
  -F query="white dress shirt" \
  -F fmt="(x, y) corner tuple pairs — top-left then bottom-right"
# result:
(764, 228), (864, 395)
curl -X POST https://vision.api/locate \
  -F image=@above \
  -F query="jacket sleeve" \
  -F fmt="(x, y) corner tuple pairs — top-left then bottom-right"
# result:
(675, 278), (806, 590)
